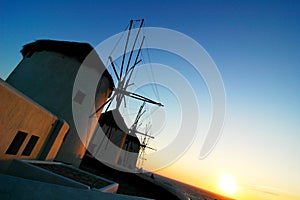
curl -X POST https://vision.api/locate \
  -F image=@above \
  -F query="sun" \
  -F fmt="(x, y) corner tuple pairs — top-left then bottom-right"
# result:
(218, 174), (238, 195)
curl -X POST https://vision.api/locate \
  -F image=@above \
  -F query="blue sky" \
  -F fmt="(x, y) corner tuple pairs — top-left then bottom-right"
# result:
(1, 1), (300, 199)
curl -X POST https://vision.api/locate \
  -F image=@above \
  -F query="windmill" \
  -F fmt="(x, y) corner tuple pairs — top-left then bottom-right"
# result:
(118, 101), (155, 167)
(137, 122), (156, 170)
(91, 18), (163, 117)
(89, 19), (163, 168)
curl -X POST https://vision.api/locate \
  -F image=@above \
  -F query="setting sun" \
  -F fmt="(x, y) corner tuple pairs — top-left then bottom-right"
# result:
(218, 174), (238, 196)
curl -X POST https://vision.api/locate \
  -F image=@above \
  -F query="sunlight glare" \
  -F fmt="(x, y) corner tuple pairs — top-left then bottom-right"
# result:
(219, 174), (238, 195)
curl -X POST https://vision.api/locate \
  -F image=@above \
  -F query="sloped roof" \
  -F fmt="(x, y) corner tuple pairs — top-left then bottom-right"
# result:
(99, 109), (129, 133)
(99, 109), (140, 146)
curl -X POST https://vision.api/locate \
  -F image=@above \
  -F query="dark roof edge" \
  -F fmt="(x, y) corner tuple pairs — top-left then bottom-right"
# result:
(21, 40), (93, 62)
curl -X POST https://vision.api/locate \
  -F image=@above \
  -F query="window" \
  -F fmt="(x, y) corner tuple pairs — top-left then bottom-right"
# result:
(22, 135), (39, 156)
(5, 131), (28, 155)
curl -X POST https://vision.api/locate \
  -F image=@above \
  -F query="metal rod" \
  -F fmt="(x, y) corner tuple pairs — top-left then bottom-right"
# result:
(125, 19), (144, 73)
(146, 146), (157, 151)
(123, 36), (145, 89)
(109, 56), (120, 80)
(113, 88), (163, 107)
(130, 92), (163, 107)
(134, 130), (154, 139)
(120, 20), (133, 80)
(91, 94), (114, 117)
(133, 36), (145, 66)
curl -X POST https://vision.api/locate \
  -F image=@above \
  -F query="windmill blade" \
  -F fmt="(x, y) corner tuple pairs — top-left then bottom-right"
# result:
(146, 137), (151, 145)
(146, 123), (152, 132)
(135, 109), (146, 124)
(124, 61), (140, 90)
(137, 122), (143, 129)
(109, 56), (120, 80)
(132, 36), (145, 68)
(125, 19), (144, 73)
(146, 146), (157, 151)
(122, 36), (144, 91)
(145, 127), (152, 144)
(123, 37), (144, 90)
(138, 146), (147, 169)
(120, 19), (133, 80)
(114, 87), (163, 107)
(142, 136), (147, 144)
(102, 92), (116, 112)
(125, 59), (142, 81)
(104, 97), (114, 112)
(146, 136), (151, 145)
(91, 91), (117, 117)
(141, 150), (147, 167)
(129, 92), (163, 107)
(131, 95), (162, 107)
(135, 130), (154, 139)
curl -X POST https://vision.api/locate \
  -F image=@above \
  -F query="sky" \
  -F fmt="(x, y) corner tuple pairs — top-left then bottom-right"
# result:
(1, 0), (300, 199)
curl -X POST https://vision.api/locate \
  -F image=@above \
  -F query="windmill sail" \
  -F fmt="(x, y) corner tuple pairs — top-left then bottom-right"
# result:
(88, 19), (162, 172)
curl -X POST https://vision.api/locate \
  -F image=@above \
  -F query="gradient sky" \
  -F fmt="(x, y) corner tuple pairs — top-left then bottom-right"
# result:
(1, 1), (300, 199)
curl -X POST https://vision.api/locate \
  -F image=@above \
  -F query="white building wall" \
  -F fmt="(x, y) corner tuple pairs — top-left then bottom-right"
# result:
(89, 125), (124, 165)
(89, 123), (140, 170)
(6, 48), (113, 167)
(0, 79), (68, 162)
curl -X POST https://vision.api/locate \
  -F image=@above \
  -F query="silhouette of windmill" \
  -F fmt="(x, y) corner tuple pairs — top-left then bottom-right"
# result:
(90, 19), (163, 167)
(119, 101), (156, 167)
(91, 19), (163, 117)
(137, 122), (156, 170)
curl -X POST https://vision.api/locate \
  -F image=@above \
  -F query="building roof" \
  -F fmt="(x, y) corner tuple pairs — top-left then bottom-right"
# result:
(99, 109), (141, 146)
(99, 109), (129, 133)
(21, 40), (94, 62)
(20, 40), (114, 89)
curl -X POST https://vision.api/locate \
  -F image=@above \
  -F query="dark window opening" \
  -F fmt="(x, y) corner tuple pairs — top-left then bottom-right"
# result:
(6, 131), (28, 155)
(22, 135), (39, 156)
